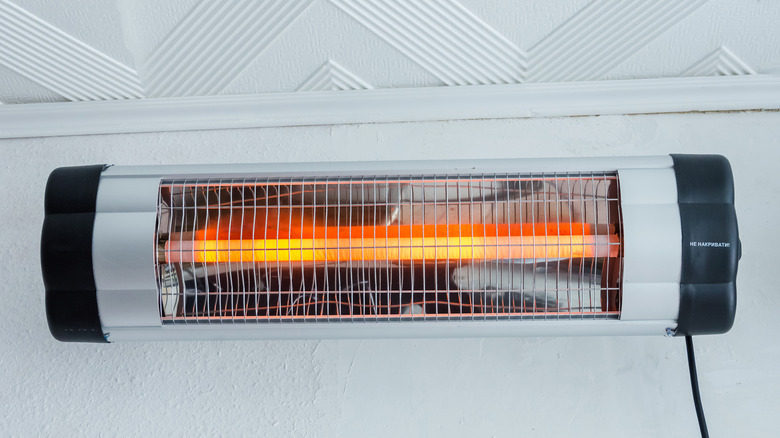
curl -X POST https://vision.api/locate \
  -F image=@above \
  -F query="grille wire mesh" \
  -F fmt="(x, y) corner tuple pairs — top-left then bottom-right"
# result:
(155, 172), (622, 323)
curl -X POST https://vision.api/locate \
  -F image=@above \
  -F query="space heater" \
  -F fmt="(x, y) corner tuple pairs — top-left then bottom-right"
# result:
(42, 155), (738, 343)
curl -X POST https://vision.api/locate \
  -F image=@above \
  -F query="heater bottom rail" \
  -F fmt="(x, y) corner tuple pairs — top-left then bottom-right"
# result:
(102, 319), (677, 342)
(160, 312), (621, 324)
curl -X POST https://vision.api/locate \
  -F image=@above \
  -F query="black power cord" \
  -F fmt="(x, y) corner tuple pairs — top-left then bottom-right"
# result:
(685, 336), (709, 438)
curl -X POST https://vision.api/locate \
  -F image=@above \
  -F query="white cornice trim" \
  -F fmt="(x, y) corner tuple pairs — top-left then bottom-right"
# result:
(1, 75), (779, 139)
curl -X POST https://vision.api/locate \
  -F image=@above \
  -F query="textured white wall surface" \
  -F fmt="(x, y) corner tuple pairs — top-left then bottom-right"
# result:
(1, 111), (778, 437)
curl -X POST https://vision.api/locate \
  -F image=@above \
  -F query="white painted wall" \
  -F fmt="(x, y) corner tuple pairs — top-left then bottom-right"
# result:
(1, 111), (777, 436)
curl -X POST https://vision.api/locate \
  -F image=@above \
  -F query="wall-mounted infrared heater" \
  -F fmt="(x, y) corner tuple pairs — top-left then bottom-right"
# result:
(42, 155), (739, 343)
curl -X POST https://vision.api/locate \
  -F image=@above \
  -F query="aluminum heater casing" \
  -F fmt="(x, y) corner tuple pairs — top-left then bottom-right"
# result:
(41, 155), (739, 343)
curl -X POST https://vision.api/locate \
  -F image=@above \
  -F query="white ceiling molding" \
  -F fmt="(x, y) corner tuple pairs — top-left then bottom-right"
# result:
(143, 0), (315, 97)
(681, 46), (757, 77)
(0, 0), (144, 100)
(1, 75), (778, 139)
(297, 60), (373, 92)
(527, 0), (707, 83)
(328, 0), (527, 85)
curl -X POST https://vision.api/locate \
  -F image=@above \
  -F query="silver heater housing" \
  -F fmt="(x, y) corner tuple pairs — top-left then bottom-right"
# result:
(41, 155), (738, 342)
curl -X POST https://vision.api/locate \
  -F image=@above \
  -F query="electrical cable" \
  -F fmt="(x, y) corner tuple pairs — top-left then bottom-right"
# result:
(686, 335), (709, 438)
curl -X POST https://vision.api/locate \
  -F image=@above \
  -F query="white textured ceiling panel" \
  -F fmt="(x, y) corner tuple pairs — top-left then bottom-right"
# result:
(10, 0), (135, 65)
(603, 0), (780, 80)
(458, 0), (591, 49)
(1, 0), (779, 103)
(0, 64), (65, 104)
(115, 0), (202, 68)
(0, 0), (143, 100)
(223, 0), (438, 94)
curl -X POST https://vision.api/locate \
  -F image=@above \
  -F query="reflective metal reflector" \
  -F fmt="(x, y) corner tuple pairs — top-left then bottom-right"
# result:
(156, 173), (623, 323)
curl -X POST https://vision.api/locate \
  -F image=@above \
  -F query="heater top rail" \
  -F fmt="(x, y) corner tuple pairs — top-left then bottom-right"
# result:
(160, 172), (620, 184)
(102, 155), (673, 178)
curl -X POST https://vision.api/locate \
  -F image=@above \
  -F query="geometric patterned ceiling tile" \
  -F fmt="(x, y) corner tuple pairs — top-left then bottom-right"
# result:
(457, 0), (590, 50)
(0, 64), (67, 104)
(221, 0), (439, 94)
(329, 0), (527, 85)
(143, 0), (315, 97)
(297, 59), (373, 91)
(2, 0), (780, 104)
(681, 46), (756, 77)
(114, 0), (200, 67)
(527, 0), (708, 83)
(0, 0), (143, 101)
(11, 0), (136, 66)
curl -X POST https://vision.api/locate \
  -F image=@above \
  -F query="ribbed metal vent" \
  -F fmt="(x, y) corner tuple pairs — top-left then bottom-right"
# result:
(155, 172), (622, 323)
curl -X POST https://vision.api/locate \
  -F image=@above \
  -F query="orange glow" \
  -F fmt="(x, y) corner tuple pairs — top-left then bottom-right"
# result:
(292, 223), (596, 239)
(165, 223), (619, 264)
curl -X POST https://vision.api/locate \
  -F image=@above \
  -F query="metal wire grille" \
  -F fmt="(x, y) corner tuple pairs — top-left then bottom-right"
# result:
(155, 172), (622, 323)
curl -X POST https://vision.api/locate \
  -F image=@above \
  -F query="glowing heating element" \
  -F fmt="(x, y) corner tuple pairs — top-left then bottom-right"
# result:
(165, 224), (619, 264)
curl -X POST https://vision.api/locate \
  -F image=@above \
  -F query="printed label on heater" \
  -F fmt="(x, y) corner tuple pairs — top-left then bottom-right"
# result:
(690, 241), (731, 248)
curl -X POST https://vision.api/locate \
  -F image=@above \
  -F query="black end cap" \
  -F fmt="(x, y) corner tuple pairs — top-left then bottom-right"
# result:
(41, 165), (108, 343)
(671, 155), (739, 336)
